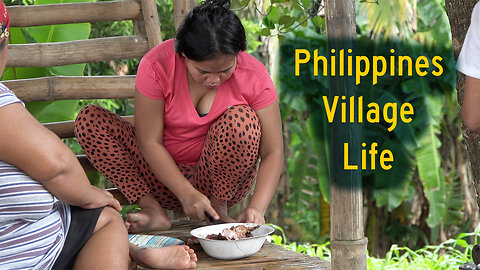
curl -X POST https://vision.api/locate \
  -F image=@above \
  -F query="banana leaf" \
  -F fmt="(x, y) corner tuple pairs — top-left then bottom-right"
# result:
(373, 138), (415, 211)
(5, 0), (92, 122)
(415, 94), (446, 227)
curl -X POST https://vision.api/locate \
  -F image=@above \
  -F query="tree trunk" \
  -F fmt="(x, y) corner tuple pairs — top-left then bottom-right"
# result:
(445, 0), (480, 213)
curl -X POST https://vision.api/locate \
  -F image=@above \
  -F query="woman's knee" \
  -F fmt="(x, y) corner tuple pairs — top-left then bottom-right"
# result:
(216, 105), (261, 138)
(223, 105), (256, 121)
(94, 206), (127, 235)
(75, 105), (104, 137)
(76, 104), (104, 122)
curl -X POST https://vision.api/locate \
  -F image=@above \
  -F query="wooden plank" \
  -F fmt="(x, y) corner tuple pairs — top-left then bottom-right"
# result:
(42, 115), (135, 139)
(4, 76), (136, 102)
(8, 1), (142, 27)
(6, 36), (149, 67)
(144, 220), (331, 270)
(140, 0), (162, 48)
(193, 244), (330, 270)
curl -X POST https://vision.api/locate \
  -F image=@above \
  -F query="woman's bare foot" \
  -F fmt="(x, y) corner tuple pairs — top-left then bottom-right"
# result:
(126, 194), (171, 233)
(130, 244), (197, 269)
(210, 197), (236, 223)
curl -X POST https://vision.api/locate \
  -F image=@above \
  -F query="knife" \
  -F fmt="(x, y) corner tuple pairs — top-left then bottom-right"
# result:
(204, 211), (225, 224)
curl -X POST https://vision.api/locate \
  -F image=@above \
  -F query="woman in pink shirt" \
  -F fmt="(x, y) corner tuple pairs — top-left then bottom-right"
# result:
(75, 0), (283, 232)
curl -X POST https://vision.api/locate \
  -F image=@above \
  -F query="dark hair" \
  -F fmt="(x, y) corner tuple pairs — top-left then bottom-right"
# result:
(175, 0), (246, 61)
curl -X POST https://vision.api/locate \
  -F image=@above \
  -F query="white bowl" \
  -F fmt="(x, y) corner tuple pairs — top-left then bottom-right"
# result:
(190, 223), (275, 260)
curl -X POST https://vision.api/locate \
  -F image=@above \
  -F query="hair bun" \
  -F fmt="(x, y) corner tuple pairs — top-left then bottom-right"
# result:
(204, 0), (231, 9)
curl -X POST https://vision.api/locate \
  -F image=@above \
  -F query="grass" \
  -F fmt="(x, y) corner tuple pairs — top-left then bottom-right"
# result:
(268, 224), (480, 269)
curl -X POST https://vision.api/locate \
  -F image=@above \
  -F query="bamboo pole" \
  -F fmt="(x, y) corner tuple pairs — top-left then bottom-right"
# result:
(43, 116), (135, 139)
(4, 76), (136, 102)
(140, 0), (162, 48)
(326, 0), (367, 269)
(6, 36), (149, 67)
(8, 1), (142, 27)
(173, 0), (196, 31)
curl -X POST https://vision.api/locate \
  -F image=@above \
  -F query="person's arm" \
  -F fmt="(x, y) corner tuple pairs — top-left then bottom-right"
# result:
(134, 90), (218, 221)
(237, 99), (284, 224)
(462, 75), (480, 133)
(0, 103), (121, 211)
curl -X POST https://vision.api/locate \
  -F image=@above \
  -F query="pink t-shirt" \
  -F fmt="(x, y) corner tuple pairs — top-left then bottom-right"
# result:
(136, 39), (277, 165)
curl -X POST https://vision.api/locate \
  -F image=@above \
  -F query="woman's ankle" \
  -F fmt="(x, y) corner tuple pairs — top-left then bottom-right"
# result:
(136, 194), (161, 209)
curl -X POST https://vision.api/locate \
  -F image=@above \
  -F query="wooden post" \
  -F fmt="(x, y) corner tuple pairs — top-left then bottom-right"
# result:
(325, 0), (367, 269)
(140, 0), (162, 48)
(173, 0), (195, 32)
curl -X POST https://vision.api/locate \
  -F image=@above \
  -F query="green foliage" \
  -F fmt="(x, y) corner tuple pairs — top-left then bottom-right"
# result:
(358, 0), (452, 47)
(414, 94), (446, 227)
(87, 18), (138, 76)
(241, 19), (263, 54)
(268, 224), (331, 260)
(285, 115), (322, 242)
(357, 0), (415, 40)
(271, 224), (480, 269)
(26, 100), (80, 123)
(373, 139), (415, 210)
(120, 204), (141, 220)
(307, 110), (330, 202)
(416, 0), (451, 47)
(367, 243), (468, 269)
(231, 0), (324, 39)
(156, 0), (176, 39)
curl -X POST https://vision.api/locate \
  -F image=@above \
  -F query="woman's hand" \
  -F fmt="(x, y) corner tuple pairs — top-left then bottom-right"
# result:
(79, 187), (122, 212)
(179, 188), (219, 222)
(237, 206), (265, 224)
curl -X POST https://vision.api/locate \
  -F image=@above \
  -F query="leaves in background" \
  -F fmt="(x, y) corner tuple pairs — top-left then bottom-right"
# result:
(308, 109), (330, 202)
(357, 0), (416, 40)
(373, 139), (415, 211)
(414, 94), (446, 227)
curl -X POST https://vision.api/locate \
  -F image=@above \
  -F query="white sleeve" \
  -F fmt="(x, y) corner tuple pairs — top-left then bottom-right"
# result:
(457, 3), (480, 79)
(0, 82), (24, 108)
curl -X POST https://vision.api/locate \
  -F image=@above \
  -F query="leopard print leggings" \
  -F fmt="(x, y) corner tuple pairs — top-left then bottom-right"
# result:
(74, 104), (260, 211)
